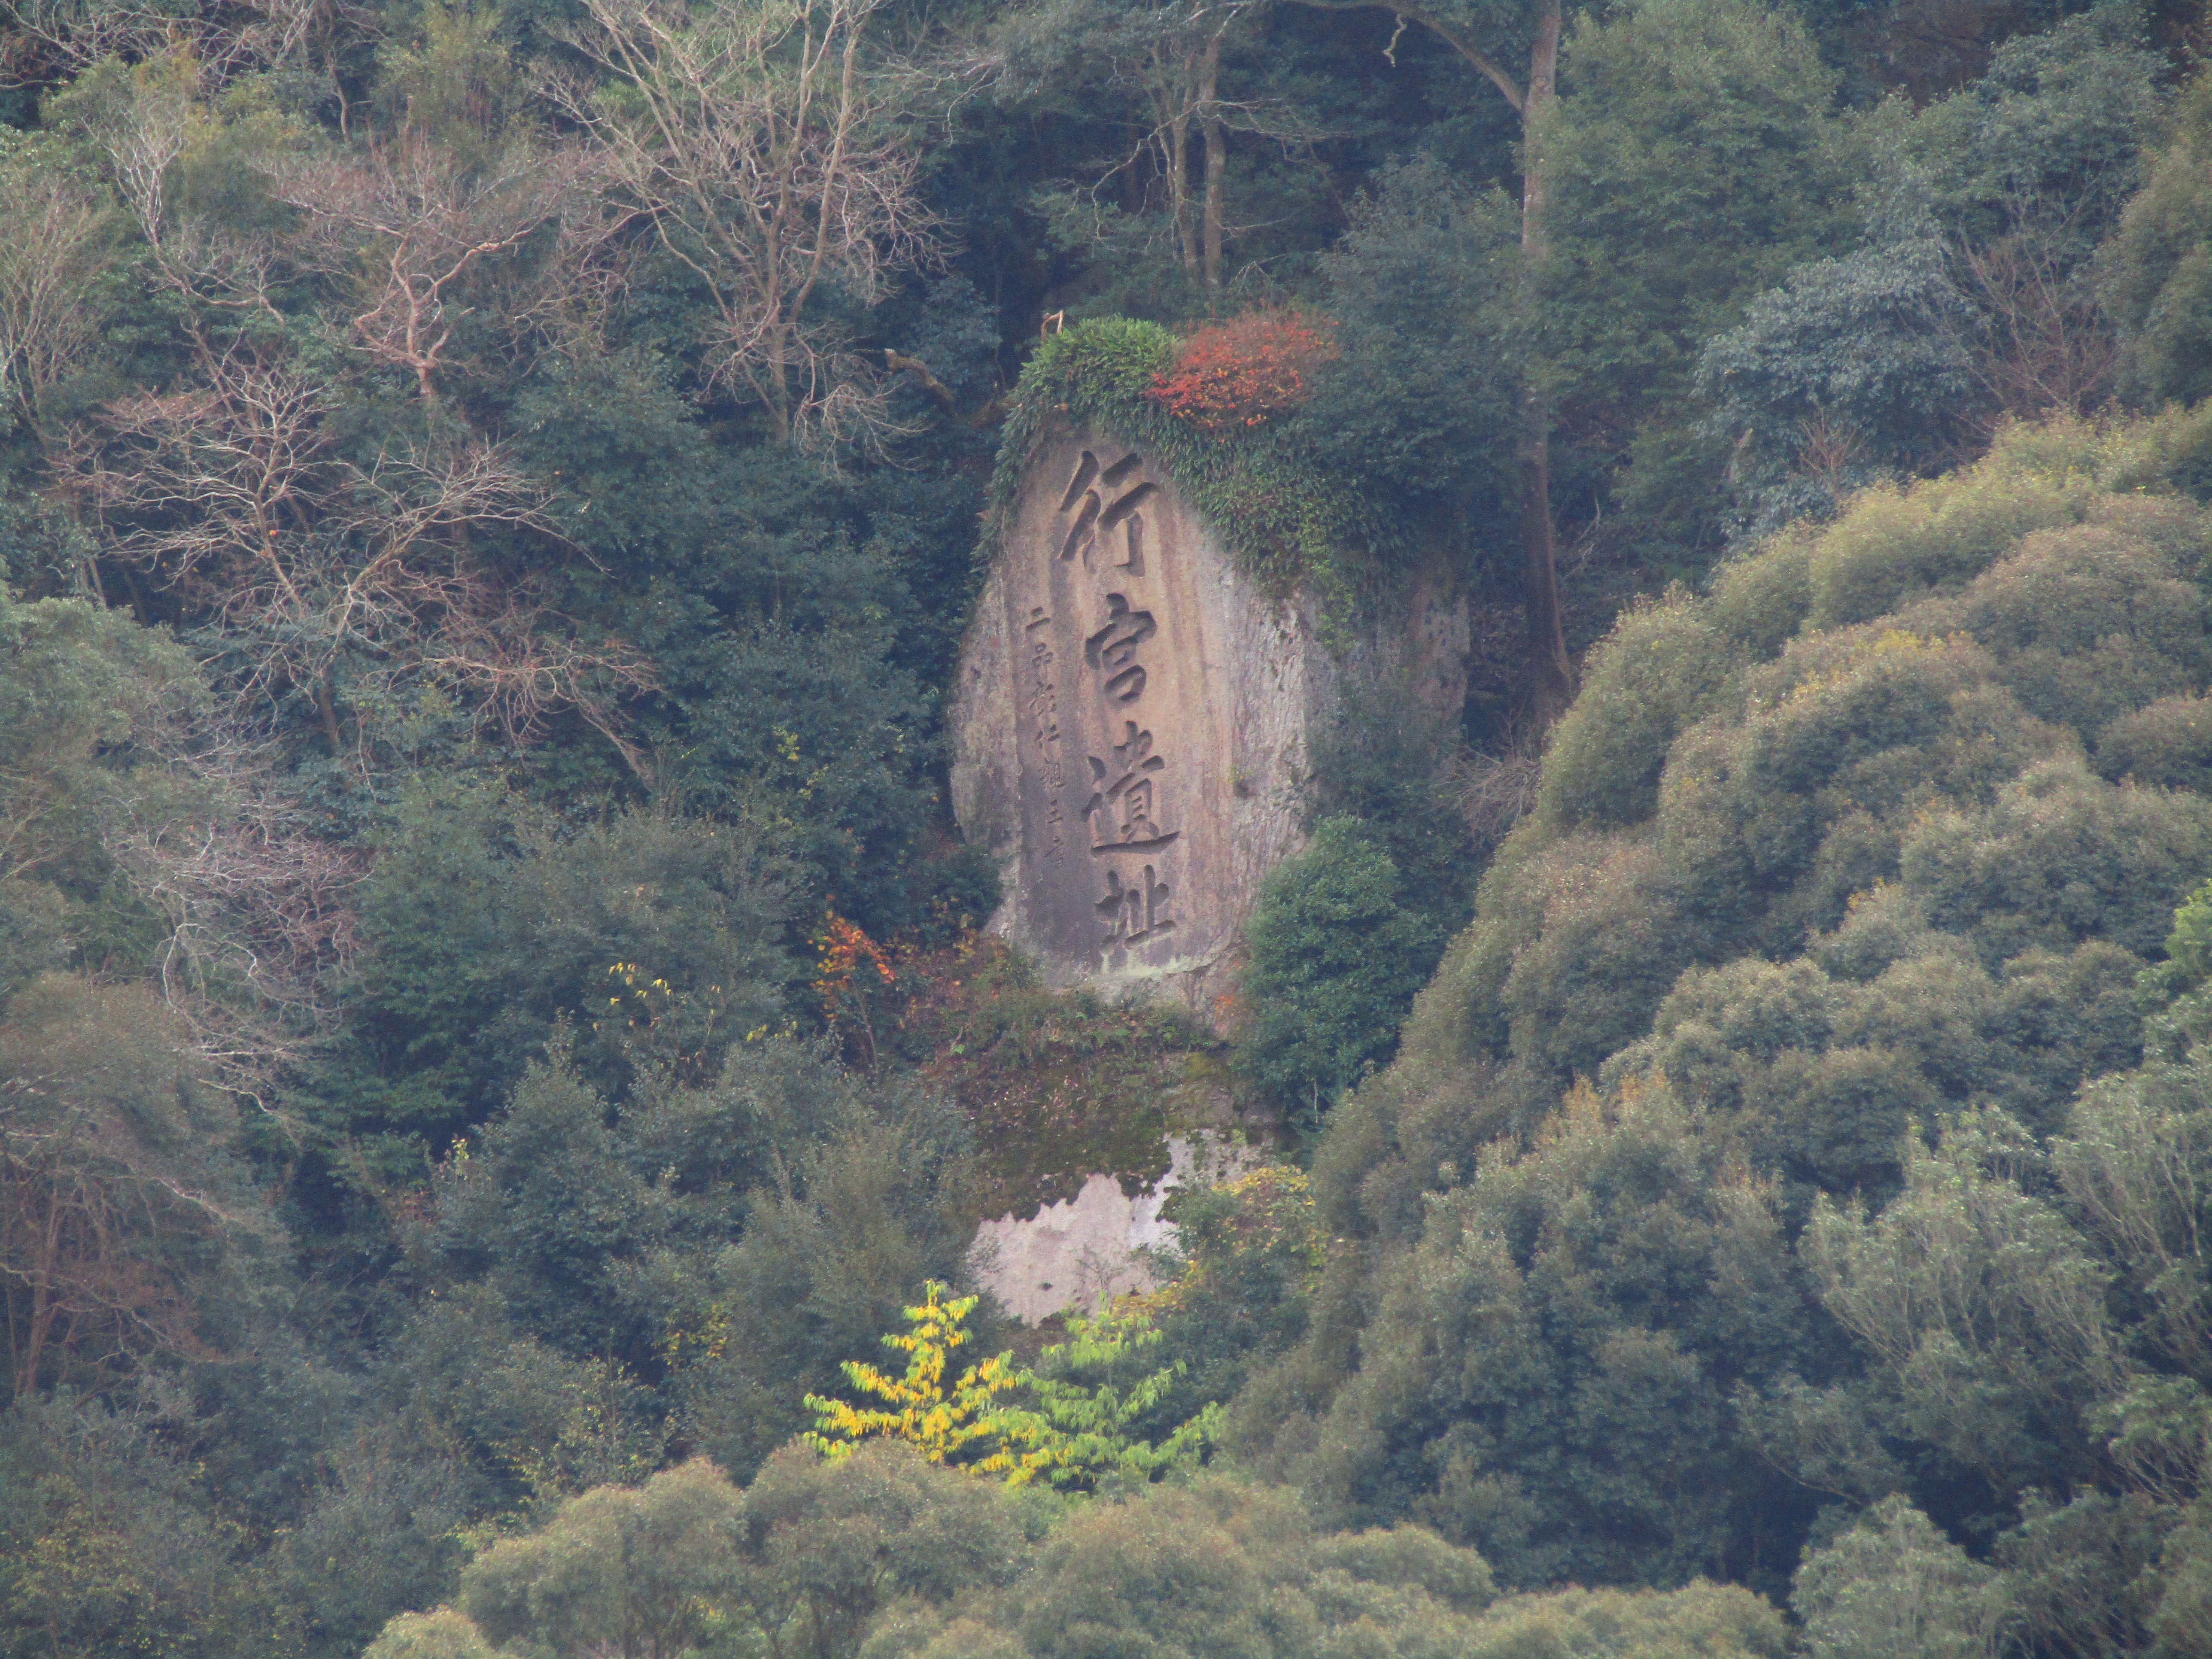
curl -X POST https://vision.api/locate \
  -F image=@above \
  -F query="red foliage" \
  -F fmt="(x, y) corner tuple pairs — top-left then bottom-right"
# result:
(815, 908), (899, 1031)
(1145, 310), (1338, 433)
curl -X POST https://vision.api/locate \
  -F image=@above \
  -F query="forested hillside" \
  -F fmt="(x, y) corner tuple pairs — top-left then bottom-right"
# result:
(7, 0), (2212, 1655)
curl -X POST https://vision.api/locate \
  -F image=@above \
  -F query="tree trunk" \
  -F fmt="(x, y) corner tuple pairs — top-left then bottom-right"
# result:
(1167, 82), (1199, 275)
(1517, 0), (1574, 726)
(318, 670), (346, 762)
(1290, 0), (1577, 723)
(1200, 30), (1227, 303)
(16, 1190), (62, 1399)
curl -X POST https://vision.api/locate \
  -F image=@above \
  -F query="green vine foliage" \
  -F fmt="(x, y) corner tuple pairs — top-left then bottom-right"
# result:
(985, 318), (1411, 629)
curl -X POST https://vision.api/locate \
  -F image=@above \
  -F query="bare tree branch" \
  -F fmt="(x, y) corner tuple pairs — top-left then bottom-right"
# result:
(59, 345), (656, 776)
(0, 160), (113, 445)
(544, 0), (937, 448)
(261, 131), (625, 399)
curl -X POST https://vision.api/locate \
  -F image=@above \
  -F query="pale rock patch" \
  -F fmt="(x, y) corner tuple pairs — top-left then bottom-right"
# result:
(970, 1132), (1263, 1324)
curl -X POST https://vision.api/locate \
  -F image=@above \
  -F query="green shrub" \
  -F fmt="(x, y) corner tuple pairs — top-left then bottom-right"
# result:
(1536, 592), (1742, 833)
(1899, 757), (2212, 966)
(362, 1610), (494, 1659)
(1741, 1042), (1942, 1200)
(1803, 461), (2091, 630)
(2152, 1495), (2212, 1656)
(1497, 836), (1691, 1086)
(1897, 519), (2206, 737)
(324, 780), (803, 1158)
(1235, 818), (1443, 1118)
(2097, 693), (2212, 790)
(445, 1447), (1018, 1659)
(1021, 315), (1181, 407)
(1605, 957), (1841, 1109)
(1245, 1076), (1817, 1588)
(1709, 520), (1817, 655)
(1468, 1581), (1788, 1659)
(1793, 1496), (2006, 1659)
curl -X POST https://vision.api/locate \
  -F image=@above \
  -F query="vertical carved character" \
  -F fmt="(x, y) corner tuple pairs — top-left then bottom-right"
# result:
(1023, 606), (1066, 862)
(1058, 450), (1158, 570)
(1085, 721), (1178, 851)
(1096, 864), (1173, 948)
(1085, 593), (1156, 703)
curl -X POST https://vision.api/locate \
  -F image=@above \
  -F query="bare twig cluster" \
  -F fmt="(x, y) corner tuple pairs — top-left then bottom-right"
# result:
(1452, 742), (1543, 847)
(97, 748), (368, 1090)
(60, 345), (654, 768)
(0, 162), (112, 444)
(263, 130), (630, 396)
(544, 0), (936, 448)
(1956, 205), (2121, 431)
(0, 979), (266, 1396)
(0, 0), (372, 94)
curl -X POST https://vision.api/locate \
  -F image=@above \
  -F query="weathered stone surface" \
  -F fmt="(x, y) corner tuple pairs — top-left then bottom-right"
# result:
(952, 422), (1465, 1319)
(969, 1133), (1262, 1324)
(951, 419), (1468, 1009)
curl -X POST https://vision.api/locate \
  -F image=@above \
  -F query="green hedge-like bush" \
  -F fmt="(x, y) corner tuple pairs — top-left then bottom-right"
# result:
(1231, 413), (2212, 1588)
(1234, 817), (1443, 1118)
(1535, 590), (1744, 834)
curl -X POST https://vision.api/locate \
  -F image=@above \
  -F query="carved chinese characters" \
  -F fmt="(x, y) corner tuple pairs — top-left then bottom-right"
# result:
(952, 424), (1474, 999)
(1086, 593), (1156, 703)
(1086, 720), (1176, 854)
(972, 443), (1202, 970)
(1047, 449), (1184, 960)
(1058, 450), (1159, 572)
(953, 420), (1398, 997)
(1023, 607), (1069, 866)
(1097, 863), (1173, 946)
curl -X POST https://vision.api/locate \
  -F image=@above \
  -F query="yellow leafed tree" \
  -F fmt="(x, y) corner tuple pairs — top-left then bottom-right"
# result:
(804, 1279), (1219, 1489)
(802, 1281), (1024, 1466)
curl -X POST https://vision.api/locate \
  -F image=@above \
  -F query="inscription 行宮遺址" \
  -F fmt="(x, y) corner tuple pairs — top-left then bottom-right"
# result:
(1047, 449), (1181, 955)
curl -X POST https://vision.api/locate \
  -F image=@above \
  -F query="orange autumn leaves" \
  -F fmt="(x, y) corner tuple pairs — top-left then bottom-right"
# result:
(1145, 310), (1337, 434)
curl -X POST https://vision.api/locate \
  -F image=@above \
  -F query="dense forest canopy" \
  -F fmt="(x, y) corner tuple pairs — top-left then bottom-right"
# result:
(7, 0), (2212, 1654)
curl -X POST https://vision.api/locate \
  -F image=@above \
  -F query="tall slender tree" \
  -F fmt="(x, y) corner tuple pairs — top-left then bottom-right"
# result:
(1291, 5), (1583, 721)
(1297, 0), (1575, 720)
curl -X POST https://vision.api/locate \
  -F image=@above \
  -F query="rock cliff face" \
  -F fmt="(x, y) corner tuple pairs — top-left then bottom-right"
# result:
(950, 419), (1468, 1012)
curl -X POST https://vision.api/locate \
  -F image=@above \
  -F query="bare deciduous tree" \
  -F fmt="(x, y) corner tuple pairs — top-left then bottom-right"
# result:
(1109, 1), (1242, 296)
(0, 0), (354, 91)
(95, 743), (368, 1093)
(61, 345), (654, 771)
(1, 980), (254, 1399)
(262, 131), (626, 398)
(1957, 214), (2120, 431)
(0, 160), (114, 446)
(544, 0), (936, 447)
(988, 0), (1313, 303)
(51, 48), (300, 329)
